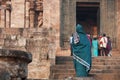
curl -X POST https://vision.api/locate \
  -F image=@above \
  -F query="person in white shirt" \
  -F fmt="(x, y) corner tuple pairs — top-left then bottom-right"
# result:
(99, 33), (108, 56)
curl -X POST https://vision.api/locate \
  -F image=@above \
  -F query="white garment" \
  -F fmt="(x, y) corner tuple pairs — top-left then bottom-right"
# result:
(70, 36), (73, 44)
(108, 51), (112, 57)
(99, 37), (108, 48)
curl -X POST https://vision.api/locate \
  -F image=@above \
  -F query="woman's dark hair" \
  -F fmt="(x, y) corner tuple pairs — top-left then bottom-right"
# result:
(103, 33), (106, 36)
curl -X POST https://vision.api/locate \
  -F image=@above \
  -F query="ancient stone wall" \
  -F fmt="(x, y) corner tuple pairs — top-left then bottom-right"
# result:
(60, 0), (118, 53)
(0, 28), (53, 79)
(0, 0), (50, 79)
(0, 0), (60, 79)
(0, 0), (120, 79)
(116, 0), (120, 50)
(0, 49), (32, 80)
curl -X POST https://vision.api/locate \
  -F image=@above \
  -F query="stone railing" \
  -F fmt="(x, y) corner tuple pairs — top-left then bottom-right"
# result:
(0, 49), (32, 80)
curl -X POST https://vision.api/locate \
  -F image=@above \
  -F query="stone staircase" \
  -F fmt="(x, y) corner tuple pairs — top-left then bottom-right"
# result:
(50, 56), (120, 80)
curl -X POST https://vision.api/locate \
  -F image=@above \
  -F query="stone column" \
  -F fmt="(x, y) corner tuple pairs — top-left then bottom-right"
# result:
(60, 0), (70, 49)
(0, 6), (5, 28)
(0, 49), (32, 80)
(69, 0), (76, 33)
(116, 0), (120, 49)
(6, 10), (10, 28)
(106, 0), (116, 48)
(100, 0), (107, 33)
(43, 0), (50, 27)
(25, 1), (30, 28)
(11, 0), (25, 28)
(29, 10), (34, 28)
(60, 0), (76, 51)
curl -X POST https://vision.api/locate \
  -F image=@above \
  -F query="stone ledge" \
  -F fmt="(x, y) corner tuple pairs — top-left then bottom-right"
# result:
(28, 77), (95, 80)
(0, 49), (32, 63)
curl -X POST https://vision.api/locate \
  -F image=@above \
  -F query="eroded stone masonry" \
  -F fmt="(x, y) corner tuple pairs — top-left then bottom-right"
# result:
(0, 0), (59, 79)
(0, 0), (120, 79)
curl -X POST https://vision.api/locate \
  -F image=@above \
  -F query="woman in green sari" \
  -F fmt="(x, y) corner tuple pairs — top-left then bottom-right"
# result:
(72, 24), (92, 77)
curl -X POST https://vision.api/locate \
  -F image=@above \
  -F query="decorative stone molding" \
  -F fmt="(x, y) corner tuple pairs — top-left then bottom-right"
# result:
(6, 1), (12, 11)
(0, 49), (32, 80)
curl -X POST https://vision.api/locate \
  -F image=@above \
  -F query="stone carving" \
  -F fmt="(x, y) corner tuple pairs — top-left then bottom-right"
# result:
(39, 38), (49, 60)
(29, 0), (43, 28)
(37, 12), (43, 27)
(35, 0), (43, 11)
(0, 49), (32, 80)
(0, 70), (11, 80)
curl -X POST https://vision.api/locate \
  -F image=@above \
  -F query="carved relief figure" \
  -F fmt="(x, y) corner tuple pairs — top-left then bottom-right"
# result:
(37, 12), (43, 27)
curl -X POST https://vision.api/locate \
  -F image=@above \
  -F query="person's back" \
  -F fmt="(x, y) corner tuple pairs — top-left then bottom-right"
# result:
(92, 37), (98, 57)
(72, 24), (91, 77)
(99, 37), (108, 48)
(99, 33), (108, 56)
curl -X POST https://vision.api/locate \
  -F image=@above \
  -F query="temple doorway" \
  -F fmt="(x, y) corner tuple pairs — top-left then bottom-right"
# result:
(76, 2), (100, 37)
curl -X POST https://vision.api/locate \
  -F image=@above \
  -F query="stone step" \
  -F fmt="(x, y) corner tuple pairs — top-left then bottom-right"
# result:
(56, 56), (73, 62)
(90, 69), (120, 74)
(56, 56), (120, 61)
(111, 49), (120, 57)
(56, 61), (120, 65)
(51, 73), (120, 80)
(67, 77), (96, 80)
(52, 58), (120, 75)
(53, 73), (76, 79)
(93, 73), (120, 80)
(52, 69), (75, 74)
(92, 62), (120, 65)
(51, 56), (120, 79)
(91, 65), (120, 69)
(52, 73), (96, 80)
(51, 64), (120, 70)
(51, 65), (74, 69)
(51, 69), (120, 75)
(51, 77), (95, 80)
(56, 56), (120, 64)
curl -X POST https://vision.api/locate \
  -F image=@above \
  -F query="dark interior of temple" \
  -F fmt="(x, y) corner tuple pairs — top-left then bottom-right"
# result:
(76, 2), (100, 36)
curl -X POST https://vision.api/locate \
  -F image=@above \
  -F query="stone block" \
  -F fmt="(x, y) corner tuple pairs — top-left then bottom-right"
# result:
(0, 39), (4, 46)
(0, 49), (32, 79)
(4, 39), (10, 47)
(17, 36), (26, 47)
(2, 28), (20, 35)
(28, 60), (50, 79)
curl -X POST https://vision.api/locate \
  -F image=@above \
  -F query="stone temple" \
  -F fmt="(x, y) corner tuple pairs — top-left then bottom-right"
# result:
(0, 0), (120, 80)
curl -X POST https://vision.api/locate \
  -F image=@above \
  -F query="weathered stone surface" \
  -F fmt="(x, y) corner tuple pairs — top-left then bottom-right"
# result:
(0, 49), (32, 80)
(0, 0), (120, 79)
(50, 56), (120, 80)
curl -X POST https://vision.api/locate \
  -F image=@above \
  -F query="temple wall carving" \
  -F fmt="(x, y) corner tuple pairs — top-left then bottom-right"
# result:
(0, 0), (120, 79)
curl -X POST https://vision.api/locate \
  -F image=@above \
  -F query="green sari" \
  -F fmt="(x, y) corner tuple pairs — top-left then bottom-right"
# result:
(72, 24), (91, 77)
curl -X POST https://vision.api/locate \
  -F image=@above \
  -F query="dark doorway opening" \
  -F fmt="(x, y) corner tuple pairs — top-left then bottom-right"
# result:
(76, 2), (100, 37)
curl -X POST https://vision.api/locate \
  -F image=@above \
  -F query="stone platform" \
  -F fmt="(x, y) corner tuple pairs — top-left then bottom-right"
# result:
(0, 49), (32, 80)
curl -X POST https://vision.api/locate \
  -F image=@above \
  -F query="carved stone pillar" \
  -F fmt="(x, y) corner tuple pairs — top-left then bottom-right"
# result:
(60, 0), (76, 49)
(116, 0), (120, 49)
(43, 0), (50, 27)
(0, 5), (5, 28)
(6, 9), (10, 28)
(29, 1), (35, 28)
(25, 1), (30, 28)
(29, 10), (35, 28)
